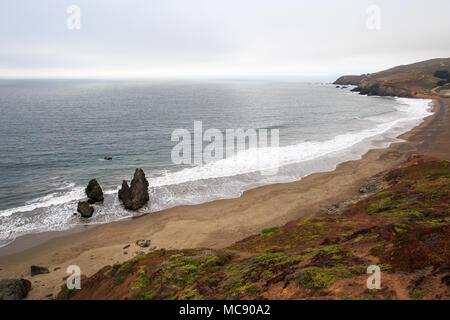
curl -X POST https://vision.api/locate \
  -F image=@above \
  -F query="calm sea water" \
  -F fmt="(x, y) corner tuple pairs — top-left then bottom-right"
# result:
(0, 79), (433, 246)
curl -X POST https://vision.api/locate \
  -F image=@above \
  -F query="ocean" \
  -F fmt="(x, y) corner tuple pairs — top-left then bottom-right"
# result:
(0, 79), (433, 247)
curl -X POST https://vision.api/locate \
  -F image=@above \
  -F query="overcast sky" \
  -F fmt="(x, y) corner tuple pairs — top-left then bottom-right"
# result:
(1, 0), (449, 79)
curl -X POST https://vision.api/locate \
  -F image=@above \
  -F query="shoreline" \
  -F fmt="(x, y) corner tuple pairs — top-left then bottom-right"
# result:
(0, 94), (435, 254)
(0, 97), (448, 300)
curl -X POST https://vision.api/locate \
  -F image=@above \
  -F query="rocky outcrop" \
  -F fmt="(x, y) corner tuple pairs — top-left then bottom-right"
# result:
(118, 181), (132, 205)
(334, 74), (415, 97)
(85, 179), (104, 203)
(77, 201), (94, 218)
(0, 279), (31, 300)
(333, 75), (368, 85)
(30, 265), (49, 276)
(351, 83), (413, 98)
(335, 58), (450, 98)
(119, 168), (149, 211)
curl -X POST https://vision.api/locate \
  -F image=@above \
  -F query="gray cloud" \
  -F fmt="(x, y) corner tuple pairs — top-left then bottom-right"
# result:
(0, 0), (449, 78)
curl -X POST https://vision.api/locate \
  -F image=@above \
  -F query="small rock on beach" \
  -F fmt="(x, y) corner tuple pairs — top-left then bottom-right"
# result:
(30, 265), (50, 276)
(0, 279), (32, 300)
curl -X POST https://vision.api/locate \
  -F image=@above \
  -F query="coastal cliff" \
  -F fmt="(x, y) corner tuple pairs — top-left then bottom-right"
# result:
(333, 75), (368, 86)
(339, 58), (450, 98)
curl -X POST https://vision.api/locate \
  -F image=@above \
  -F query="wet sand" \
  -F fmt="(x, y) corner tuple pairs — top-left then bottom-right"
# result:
(0, 98), (448, 299)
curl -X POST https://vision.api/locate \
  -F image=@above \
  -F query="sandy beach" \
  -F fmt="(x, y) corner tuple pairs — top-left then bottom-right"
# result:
(0, 97), (448, 300)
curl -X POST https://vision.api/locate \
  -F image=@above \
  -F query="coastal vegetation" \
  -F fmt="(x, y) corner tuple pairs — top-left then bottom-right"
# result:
(57, 154), (449, 300)
(336, 58), (450, 97)
(434, 70), (450, 86)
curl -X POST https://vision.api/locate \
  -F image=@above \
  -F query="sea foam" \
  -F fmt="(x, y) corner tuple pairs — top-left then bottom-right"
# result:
(0, 97), (434, 247)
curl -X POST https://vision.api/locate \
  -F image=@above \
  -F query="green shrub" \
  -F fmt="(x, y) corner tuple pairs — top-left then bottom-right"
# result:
(434, 70), (450, 80)
(400, 210), (423, 218)
(261, 226), (280, 235)
(182, 289), (202, 300)
(410, 289), (424, 299)
(296, 267), (335, 289)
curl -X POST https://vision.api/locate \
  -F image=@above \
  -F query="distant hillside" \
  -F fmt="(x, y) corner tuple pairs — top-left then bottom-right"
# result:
(336, 58), (450, 98)
(333, 75), (369, 86)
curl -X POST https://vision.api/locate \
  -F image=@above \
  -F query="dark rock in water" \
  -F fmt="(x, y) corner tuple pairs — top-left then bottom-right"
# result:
(119, 168), (149, 210)
(77, 201), (94, 218)
(30, 265), (50, 276)
(0, 279), (32, 300)
(118, 180), (132, 203)
(130, 168), (150, 206)
(85, 179), (104, 203)
(351, 84), (413, 98)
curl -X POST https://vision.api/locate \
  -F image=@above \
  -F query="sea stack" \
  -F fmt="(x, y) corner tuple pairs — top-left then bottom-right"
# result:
(77, 201), (94, 218)
(85, 179), (104, 203)
(118, 168), (149, 210)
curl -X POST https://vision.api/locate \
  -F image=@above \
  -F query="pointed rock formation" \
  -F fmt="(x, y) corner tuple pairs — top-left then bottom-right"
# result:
(85, 179), (104, 203)
(118, 168), (149, 211)
(118, 180), (132, 204)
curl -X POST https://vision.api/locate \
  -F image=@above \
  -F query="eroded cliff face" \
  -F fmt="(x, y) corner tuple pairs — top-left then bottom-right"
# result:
(333, 75), (368, 86)
(351, 82), (415, 98)
(337, 58), (450, 98)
